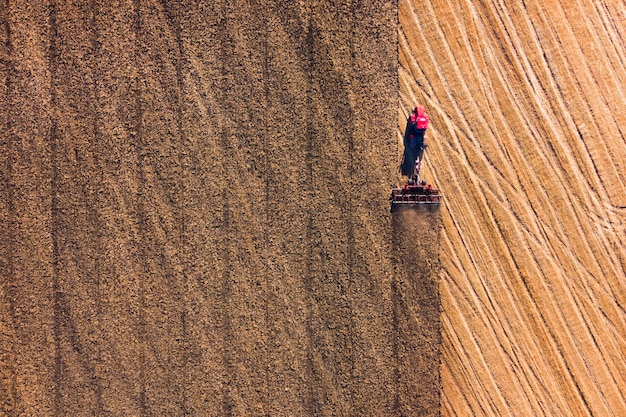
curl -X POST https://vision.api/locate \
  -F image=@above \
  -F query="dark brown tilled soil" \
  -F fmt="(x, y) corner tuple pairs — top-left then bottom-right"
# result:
(0, 1), (442, 416)
(392, 208), (442, 416)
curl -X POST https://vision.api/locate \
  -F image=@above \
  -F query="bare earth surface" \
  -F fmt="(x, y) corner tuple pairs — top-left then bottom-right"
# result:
(1, 1), (444, 416)
(400, 0), (626, 415)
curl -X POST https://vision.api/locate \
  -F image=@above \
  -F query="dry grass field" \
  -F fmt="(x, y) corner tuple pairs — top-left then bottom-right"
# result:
(400, 0), (626, 415)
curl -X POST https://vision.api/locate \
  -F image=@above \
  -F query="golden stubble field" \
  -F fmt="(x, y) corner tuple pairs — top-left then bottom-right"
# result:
(400, 0), (626, 415)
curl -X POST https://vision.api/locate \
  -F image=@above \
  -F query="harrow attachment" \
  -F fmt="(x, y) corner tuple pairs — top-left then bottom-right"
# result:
(390, 180), (441, 211)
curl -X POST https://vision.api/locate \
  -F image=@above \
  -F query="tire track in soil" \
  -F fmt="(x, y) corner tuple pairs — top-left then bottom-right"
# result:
(344, 14), (358, 415)
(131, 1), (149, 413)
(220, 190), (234, 417)
(390, 269), (403, 415)
(0, 1), (20, 414)
(303, 23), (322, 416)
(2, 2), (59, 414)
(261, 22), (271, 417)
(251, 2), (271, 413)
(85, 1), (108, 414)
(47, 2), (64, 414)
(155, 2), (190, 413)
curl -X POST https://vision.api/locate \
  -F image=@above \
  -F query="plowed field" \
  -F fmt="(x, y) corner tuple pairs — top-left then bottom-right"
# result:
(1, 1), (443, 416)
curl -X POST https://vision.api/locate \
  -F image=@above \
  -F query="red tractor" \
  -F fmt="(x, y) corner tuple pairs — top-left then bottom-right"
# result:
(390, 106), (441, 211)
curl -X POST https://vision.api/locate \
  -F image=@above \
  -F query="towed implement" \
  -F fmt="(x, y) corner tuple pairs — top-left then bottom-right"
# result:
(391, 106), (441, 211)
